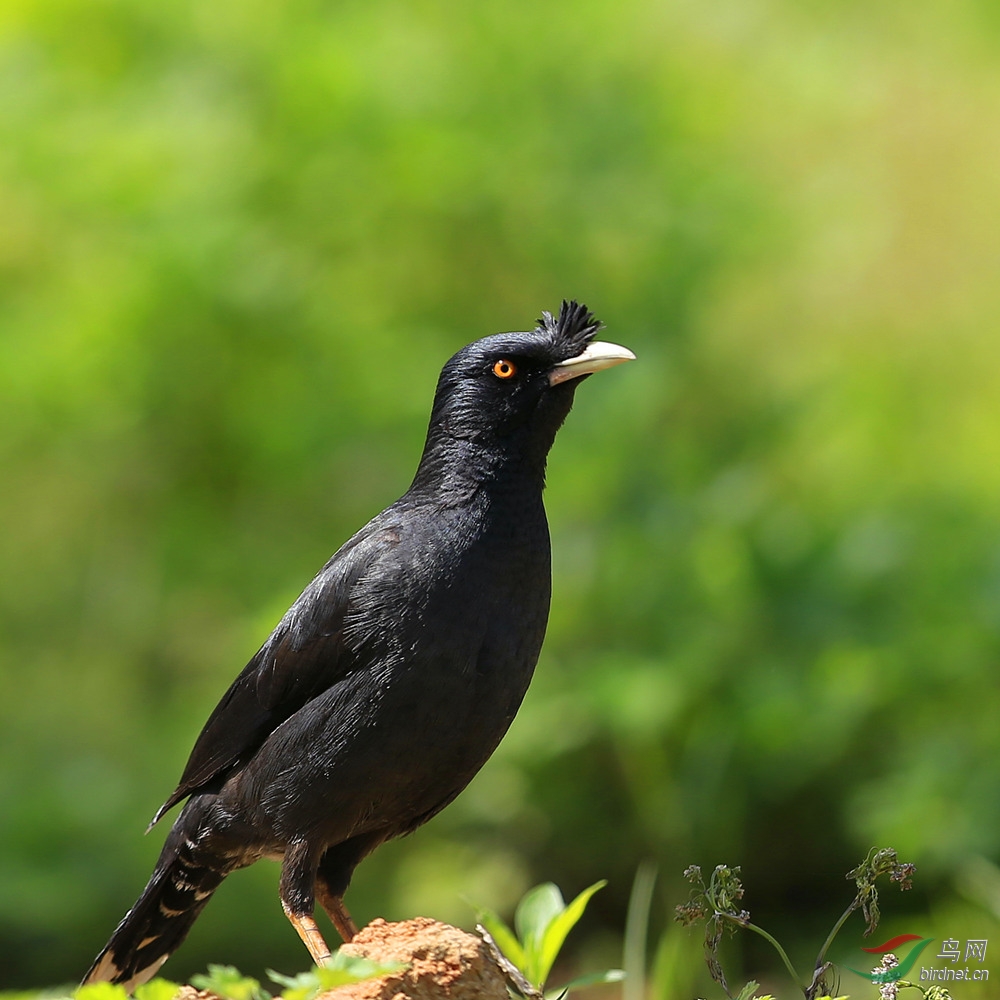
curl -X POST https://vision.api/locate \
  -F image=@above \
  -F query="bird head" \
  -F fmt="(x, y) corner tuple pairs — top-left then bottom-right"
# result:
(413, 301), (635, 491)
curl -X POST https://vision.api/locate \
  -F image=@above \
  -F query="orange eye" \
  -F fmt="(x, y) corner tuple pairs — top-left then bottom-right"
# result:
(492, 359), (517, 379)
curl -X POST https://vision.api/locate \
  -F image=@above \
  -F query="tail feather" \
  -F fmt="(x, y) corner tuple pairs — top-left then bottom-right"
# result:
(83, 837), (227, 991)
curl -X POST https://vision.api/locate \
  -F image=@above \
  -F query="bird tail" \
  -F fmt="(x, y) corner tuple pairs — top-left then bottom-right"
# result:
(83, 824), (227, 991)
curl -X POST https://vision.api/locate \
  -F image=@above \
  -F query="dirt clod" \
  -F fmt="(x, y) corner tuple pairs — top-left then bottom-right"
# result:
(174, 989), (217, 1000)
(318, 918), (509, 1000)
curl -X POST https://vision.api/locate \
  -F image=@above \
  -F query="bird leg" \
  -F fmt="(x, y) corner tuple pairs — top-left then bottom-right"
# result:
(315, 833), (382, 943)
(280, 841), (333, 965)
(316, 882), (358, 942)
(282, 903), (333, 966)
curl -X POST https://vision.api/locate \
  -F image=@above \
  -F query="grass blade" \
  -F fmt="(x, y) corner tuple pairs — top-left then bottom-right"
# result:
(536, 881), (606, 987)
(623, 863), (657, 1000)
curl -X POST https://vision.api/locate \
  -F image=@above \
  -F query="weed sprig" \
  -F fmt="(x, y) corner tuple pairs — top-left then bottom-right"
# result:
(676, 848), (918, 1000)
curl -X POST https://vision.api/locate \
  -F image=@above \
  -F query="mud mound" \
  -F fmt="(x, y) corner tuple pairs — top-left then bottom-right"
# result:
(320, 918), (508, 1000)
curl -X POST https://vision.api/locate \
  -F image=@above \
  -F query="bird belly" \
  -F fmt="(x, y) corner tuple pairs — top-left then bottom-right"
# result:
(218, 633), (538, 853)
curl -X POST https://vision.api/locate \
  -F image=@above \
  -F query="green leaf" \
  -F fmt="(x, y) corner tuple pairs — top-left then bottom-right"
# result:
(546, 968), (626, 998)
(516, 884), (566, 948)
(733, 982), (760, 1000)
(516, 884), (566, 985)
(478, 906), (527, 972)
(73, 986), (129, 1000)
(476, 880), (611, 991)
(0, 992), (75, 1000)
(267, 953), (406, 1000)
(190, 965), (271, 1000)
(320, 952), (408, 988)
(623, 863), (656, 1000)
(134, 980), (181, 1000)
(265, 969), (321, 1000)
(535, 881), (607, 987)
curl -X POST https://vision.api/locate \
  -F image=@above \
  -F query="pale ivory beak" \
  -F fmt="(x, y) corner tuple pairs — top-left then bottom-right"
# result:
(549, 341), (636, 385)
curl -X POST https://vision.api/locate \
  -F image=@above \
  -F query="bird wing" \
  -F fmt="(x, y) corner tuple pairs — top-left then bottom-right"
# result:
(149, 521), (402, 827)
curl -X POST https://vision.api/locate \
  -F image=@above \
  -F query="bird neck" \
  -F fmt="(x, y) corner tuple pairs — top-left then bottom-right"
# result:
(407, 431), (548, 509)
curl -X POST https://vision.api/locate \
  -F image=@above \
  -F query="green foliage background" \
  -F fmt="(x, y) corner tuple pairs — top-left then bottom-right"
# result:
(3, 0), (1000, 992)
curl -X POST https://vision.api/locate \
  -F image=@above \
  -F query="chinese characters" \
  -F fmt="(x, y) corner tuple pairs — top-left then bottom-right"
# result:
(936, 938), (988, 963)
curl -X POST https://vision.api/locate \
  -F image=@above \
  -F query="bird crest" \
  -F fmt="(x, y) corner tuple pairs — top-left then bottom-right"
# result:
(535, 300), (604, 361)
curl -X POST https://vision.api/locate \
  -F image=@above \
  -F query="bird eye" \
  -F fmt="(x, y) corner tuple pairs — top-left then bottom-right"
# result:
(492, 359), (517, 379)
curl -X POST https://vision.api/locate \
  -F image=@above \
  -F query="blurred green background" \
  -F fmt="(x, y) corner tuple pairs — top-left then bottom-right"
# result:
(3, 0), (1000, 994)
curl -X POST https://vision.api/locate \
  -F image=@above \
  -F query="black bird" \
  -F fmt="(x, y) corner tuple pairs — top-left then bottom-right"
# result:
(83, 301), (634, 990)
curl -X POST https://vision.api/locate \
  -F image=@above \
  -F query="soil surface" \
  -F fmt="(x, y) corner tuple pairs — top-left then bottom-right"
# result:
(325, 918), (509, 1000)
(174, 919), (509, 1000)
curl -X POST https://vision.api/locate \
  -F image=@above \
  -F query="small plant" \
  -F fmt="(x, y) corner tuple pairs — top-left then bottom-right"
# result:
(1, 979), (182, 1000)
(894, 986), (953, 1000)
(853, 956), (957, 1000)
(477, 881), (625, 998)
(0, 950), (404, 1000)
(267, 952), (408, 1000)
(675, 847), (917, 1000)
(189, 953), (406, 1000)
(189, 966), (270, 1000)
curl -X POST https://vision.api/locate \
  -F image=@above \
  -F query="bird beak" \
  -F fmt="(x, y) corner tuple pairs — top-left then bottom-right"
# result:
(549, 341), (636, 385)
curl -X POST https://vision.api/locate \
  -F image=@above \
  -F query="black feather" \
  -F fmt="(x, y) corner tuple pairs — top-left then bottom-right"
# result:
(84, 810), (230, 990)
(535, 299), (604, 360)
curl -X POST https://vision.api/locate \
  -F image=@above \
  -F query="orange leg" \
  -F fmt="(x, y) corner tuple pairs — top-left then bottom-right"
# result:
(316, 883), (359, 942)
(283, 903), (333, 965)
